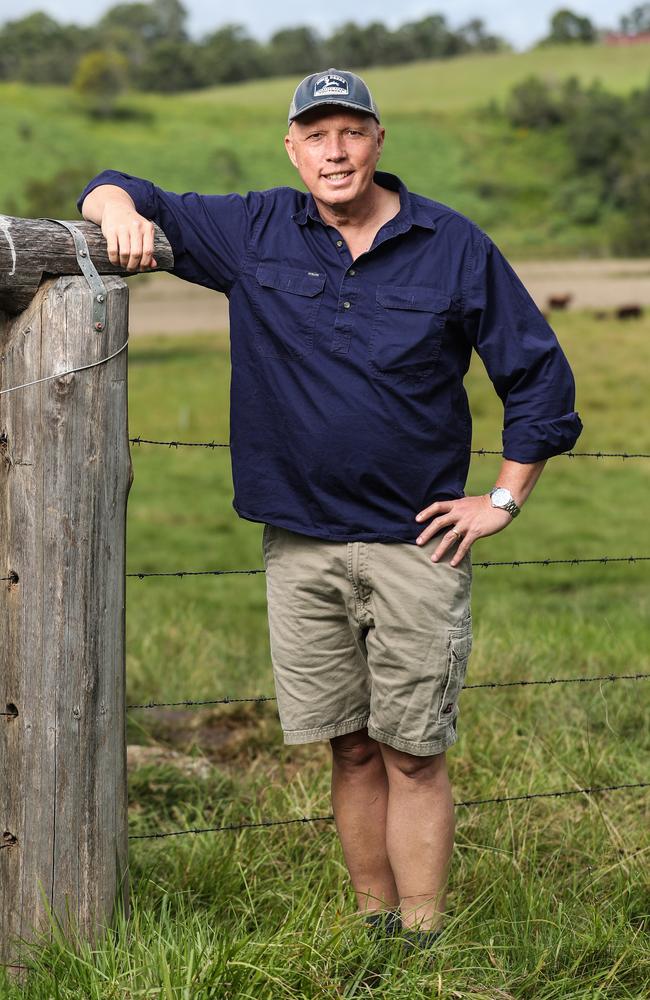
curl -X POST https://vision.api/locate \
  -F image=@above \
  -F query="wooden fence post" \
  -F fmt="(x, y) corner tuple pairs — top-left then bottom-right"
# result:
(0, 216), (173, 972)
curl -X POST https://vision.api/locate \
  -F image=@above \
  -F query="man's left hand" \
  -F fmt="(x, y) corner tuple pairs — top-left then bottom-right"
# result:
(415, 495), (513, 567)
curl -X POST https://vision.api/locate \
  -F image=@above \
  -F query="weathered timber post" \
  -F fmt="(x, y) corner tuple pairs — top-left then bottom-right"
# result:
(0, 216), (173, 971)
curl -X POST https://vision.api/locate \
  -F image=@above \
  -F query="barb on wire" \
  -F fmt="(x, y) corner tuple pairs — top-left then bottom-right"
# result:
(126, 671), (650, 712)
(129, 438), (650, 460)
(129, 782), (649, 840)
(129, 555), (650, 578)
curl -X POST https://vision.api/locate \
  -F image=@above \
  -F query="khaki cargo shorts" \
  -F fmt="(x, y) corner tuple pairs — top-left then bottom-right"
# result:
(262, 523), (473, 756)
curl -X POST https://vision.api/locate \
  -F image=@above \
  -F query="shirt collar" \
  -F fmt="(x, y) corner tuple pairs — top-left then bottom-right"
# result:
(291, 170), (437, 233)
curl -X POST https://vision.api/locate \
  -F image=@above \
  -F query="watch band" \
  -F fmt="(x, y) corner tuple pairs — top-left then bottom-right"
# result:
(501, 497), (520, 517)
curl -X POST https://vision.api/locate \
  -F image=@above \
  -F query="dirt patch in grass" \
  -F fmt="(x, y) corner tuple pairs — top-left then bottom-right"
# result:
(130, 702), (329, 779)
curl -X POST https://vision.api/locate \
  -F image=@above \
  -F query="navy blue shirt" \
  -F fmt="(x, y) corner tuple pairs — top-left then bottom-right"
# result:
(78, 169), (583, 543)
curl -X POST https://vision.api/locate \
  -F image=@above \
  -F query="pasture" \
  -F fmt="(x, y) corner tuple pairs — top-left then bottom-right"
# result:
(2, 41), (650, 257)
(1, 306), (648, 998)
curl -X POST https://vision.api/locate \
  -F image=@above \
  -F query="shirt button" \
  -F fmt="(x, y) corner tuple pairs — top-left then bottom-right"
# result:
(348, 269), (356, 276)
(336, 240), (343, 247)
(343, 301), (351, 309)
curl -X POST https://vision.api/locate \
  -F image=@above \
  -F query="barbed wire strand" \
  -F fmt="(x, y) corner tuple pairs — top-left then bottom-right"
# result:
(473, 449), (650, 460)
(0, 338), (129, 397)
(126, 671), (650, 711)
(130, 436), (229, 449)
(127, 568), (266, 579)
(472, 555), (650, 568)
(128, 782), (648, 841)
(127, 555), (650, 579)
(128, 438), (650, 459)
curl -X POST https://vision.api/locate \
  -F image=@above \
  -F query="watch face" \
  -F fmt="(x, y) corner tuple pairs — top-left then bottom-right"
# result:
(491, 488), (511, 506)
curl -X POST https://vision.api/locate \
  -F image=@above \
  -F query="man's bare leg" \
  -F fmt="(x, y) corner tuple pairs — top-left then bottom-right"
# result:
(330, 729), (399, 914)
(380, 744), (455, 931)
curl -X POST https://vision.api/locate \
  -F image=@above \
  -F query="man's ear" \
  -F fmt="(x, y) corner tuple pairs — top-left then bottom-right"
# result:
(284, 133), (298, 169)
(376, 126), (386, 160)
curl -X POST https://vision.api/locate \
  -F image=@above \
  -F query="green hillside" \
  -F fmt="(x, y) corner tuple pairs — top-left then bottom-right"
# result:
(2, 42), (649, 257)
(185, 42), (650, 113)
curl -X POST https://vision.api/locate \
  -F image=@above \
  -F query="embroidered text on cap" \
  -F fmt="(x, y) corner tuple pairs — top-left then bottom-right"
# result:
(314, 73), (349, 97)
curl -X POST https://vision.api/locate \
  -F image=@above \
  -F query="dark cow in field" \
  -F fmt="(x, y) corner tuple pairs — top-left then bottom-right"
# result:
(616, 304), (644, 320)
(547, 293), (573, 311)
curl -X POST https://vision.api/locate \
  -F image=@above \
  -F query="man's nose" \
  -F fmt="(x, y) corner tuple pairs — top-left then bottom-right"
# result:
(324, 136), (346, 160)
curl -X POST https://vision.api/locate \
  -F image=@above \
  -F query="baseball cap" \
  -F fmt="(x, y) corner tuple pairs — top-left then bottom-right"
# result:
(288, 68), (380, 125)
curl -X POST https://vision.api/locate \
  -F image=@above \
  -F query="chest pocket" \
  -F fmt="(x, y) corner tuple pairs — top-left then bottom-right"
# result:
(369, 285), (451, 380)
(252, 263), (326, 360)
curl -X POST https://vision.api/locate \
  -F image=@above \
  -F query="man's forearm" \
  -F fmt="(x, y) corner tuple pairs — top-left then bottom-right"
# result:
(81, 184), (137, 225)
(493, 458), (547, 508)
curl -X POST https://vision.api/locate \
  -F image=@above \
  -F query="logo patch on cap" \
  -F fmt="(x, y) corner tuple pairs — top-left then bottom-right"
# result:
(314, 73), (349, 97)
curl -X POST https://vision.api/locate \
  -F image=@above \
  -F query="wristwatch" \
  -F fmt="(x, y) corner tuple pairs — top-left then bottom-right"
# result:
(489, 486), (521, 518)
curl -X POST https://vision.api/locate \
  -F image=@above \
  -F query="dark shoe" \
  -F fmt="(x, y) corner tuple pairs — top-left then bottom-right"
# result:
(362, 909), (401, 939)
(400, 927), (443, 954)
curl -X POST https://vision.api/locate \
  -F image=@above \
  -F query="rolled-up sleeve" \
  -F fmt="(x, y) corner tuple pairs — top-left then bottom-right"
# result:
(76, 169), (261, 294)
(462, 228), (583, 461)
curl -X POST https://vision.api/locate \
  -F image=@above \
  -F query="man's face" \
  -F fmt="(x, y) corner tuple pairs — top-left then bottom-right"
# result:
(284, 108), (385, 209)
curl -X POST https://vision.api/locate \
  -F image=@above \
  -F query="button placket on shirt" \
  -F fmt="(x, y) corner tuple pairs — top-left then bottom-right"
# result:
(330, 232), (357, 355)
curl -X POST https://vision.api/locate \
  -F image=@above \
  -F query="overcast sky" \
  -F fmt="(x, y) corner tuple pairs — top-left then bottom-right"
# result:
(0, 0), (638, 48)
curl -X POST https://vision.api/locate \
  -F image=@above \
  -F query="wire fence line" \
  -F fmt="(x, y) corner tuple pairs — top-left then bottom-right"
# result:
(127, 568), (265, 579)
(126, 555), (650, 579)
(128, 782), (649, 841)
(128, 437), (650, 459)
(126, 671), (650, 711)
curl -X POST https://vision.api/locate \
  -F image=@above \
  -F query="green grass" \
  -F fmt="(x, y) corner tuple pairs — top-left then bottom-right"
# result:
(1, 309), (648, 997)
(2, 41), (650, 257)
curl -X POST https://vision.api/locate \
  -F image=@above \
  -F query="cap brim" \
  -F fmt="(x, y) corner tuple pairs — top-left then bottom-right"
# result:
(289, 99), (380, 124)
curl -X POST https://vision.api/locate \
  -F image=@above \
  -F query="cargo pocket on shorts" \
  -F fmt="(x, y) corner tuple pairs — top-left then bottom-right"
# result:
(436, 621), (472, 725)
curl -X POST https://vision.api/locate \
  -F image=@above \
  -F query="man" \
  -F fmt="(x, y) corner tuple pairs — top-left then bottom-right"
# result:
(78, 68), (582, 951)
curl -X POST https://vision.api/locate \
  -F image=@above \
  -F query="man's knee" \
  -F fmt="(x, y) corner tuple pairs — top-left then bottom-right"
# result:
(380, 743), (447, 782)
(330, 728), (382, 770)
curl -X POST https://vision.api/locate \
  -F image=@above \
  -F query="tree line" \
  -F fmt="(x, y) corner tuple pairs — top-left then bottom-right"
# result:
(1, 3), (648, 96)
(0, 1), (507, 94)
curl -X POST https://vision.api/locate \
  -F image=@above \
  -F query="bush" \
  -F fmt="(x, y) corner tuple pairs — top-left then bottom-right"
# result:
(73, 49), (129, 116)
(506, 76), (564, 129)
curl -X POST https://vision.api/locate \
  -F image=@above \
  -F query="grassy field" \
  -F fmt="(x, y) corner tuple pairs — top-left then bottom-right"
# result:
(2, 41), (650, 257)
(1, 308), (648, 997)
